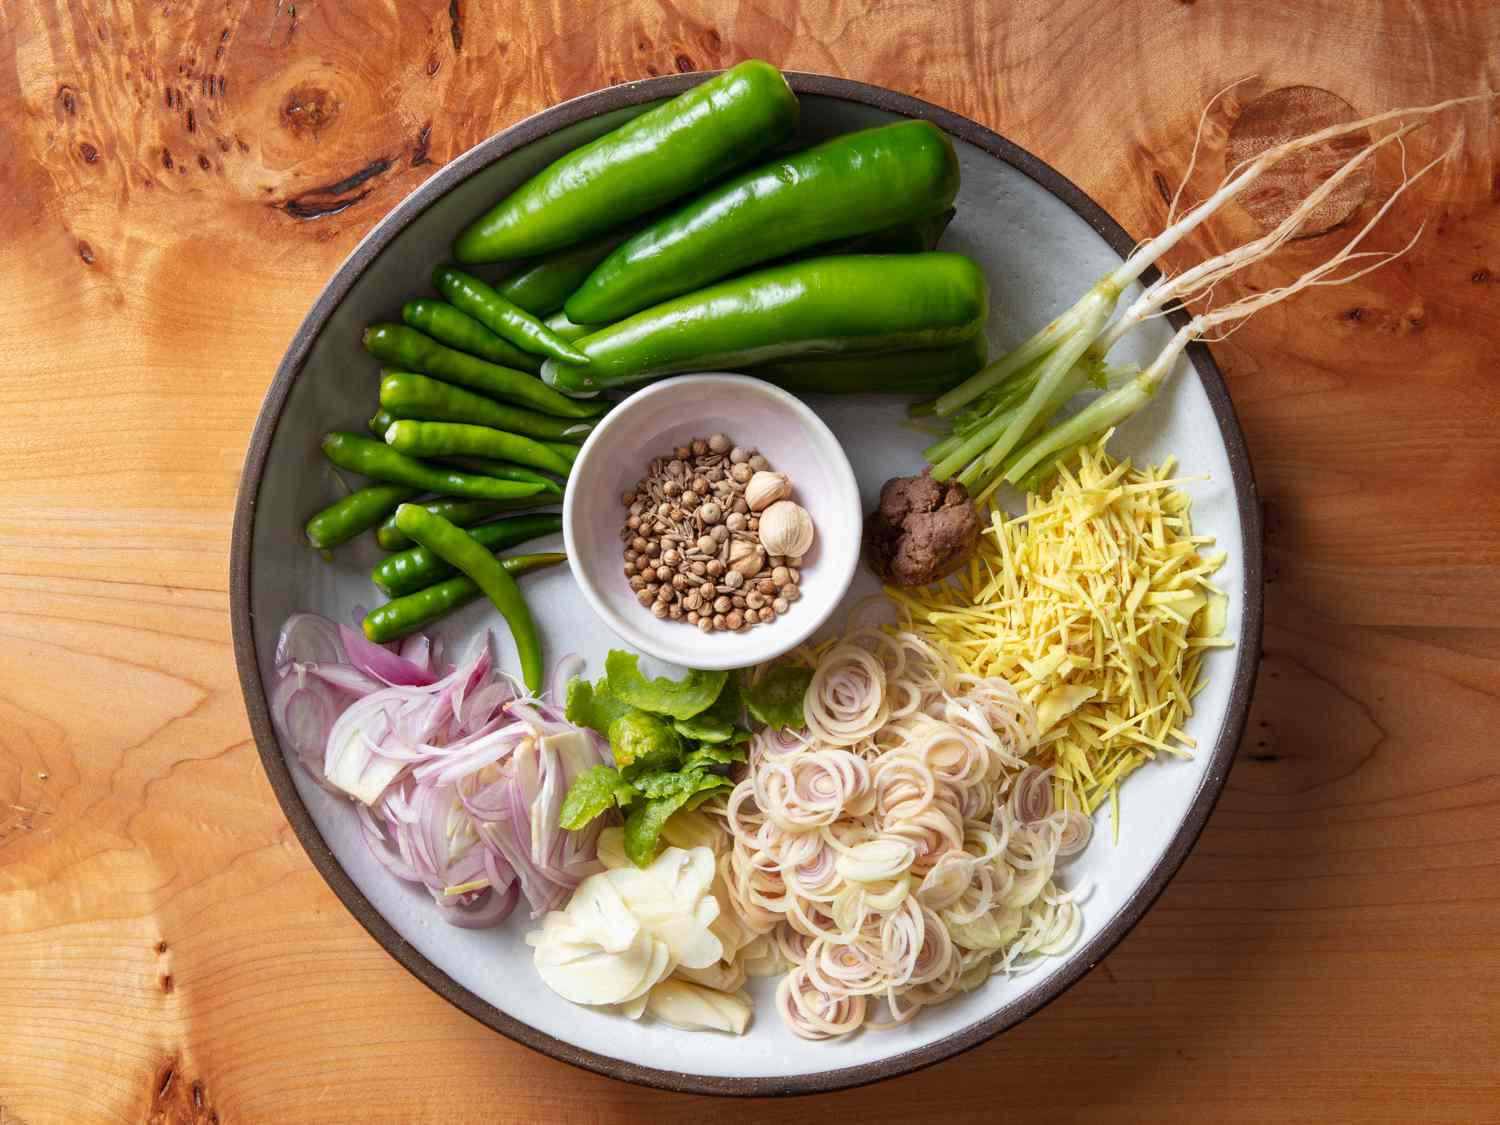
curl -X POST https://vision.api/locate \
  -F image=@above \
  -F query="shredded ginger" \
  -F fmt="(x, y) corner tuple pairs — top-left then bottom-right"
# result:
(891, 434), (1231, 818)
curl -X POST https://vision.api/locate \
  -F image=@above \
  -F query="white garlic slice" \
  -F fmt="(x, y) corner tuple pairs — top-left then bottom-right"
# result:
(645, 980), (753, 1035)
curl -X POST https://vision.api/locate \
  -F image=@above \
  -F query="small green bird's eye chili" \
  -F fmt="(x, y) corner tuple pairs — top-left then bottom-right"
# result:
(371, 513), (562, 597)
(362, 551), (565, 643)
(362, 324), (605, 420)
(374, 497), (540, 551)
(368, 409), (398, 439)
(401, 299), (544, 372)
(494, 225), (638, 315)
(432, 266), (591, 365)
(384, 419), (576, 477)
(320, 432), (550, 503)
(379, 371), (596, 441)
(304, 483), (418, 551)
(392, 504), (546, 691)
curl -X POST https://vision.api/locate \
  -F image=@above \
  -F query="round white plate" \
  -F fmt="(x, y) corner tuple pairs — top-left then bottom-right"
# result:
(231, 71), (1262, 1095)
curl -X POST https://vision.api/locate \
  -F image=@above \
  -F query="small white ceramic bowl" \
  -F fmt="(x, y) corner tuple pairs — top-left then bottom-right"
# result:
(563, 373), (861, 670)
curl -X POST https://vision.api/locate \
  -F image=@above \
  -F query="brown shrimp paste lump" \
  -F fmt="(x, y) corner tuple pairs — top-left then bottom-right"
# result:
(863, 472), (979, 587)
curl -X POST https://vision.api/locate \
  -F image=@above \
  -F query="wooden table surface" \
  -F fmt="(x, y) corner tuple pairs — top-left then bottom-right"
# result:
(3, 2), (1498, 1121)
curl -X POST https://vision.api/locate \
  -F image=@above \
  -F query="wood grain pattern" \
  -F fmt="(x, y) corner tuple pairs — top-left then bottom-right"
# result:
(2, 1), (1498, 1121)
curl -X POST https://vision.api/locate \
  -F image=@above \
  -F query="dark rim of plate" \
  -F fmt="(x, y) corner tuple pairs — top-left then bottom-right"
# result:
(230, 70), (1264, 1098)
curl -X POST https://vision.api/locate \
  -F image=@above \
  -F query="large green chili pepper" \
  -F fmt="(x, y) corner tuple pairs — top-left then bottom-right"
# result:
(494, 227), (638, 316)
(362, 325), (605, 419)
(827, 207), (955, 256)
(532, 212), (955, 350)
(537, 211), (956, 349)
(375, 497), (541, 551)
(372, 513), (563, 597)
(542, 253), (989, 394)
(363, 552), (565, 643)
(321, 432), (549, 503)
(400, 299), (542, 372)
(380, 371), (595, 441)
(385, 420), (575, 477)
(452, 60), (799, 263)
(432, 267), (590, 365)
(391, 504), (545, 690)
(305, 483), (418, 550)
(566, 122), (960, 323)
(753, 330), (988, 395)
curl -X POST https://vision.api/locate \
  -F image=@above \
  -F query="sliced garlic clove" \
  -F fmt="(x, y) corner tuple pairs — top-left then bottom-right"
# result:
(645, 980), (753, 1035)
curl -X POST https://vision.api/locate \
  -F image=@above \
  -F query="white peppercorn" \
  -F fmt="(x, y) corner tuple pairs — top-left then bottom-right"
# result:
(729, 446), (749, 464)
(714, 595), (733, 614)
(708, 433), (730, 453)
(724, 569), (744, 589)
(772, 597), (789, 614)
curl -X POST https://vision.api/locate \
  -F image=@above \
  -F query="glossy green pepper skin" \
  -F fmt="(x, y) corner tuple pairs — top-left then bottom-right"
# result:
(432, 267), (590, 364)
(321, 432), (550, 503)
(391, 504), (545, 691)
(304, 483), (417, 550)
(452, 61), (799, 262)
(401, 299), (542, 372)
(494, 226), (638, 315)
(753, 330), (988, 395)
(362, 552), (565, 643)
(368, 409), (398, 439)
(384, 420), (576, 477)
(542, 310), (602, 344)
(371, 513), (563, 597)
(375, 497), (542, 551)
(379, 371), (595, 441)
(542, 253), (989, 393)
(362, 325), (605, 419)
(434, 456), (561, 492)
(566, 122), (960, 323)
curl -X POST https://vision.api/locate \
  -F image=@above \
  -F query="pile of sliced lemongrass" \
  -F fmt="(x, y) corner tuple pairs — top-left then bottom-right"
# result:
(917, 91), (1491, 501)
(890, 435), (1231, 822)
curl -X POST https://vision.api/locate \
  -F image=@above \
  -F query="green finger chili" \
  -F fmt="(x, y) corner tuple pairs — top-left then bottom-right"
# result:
(321, 432), (549, 503)
(400, 299), (543, 372)
(542, 310), (601, 344)
(494, 226), (638, 315)
(375, 497), (540, 551)
(392, 504), (544, 690)
(305, 483), (418, 551)
(435, 456), (562, 492)
(839, 207), (956, 254)
(368, 409), (397, 439)
(384, 419), (576, 477)
(372, 513), (563, 597)
(379, 371), (595, 441)
(452, 60), (799, 263)
(432, 266), (591, 365)
(542, 253), (989, 393)
(567, 121), (961, 323)
(362, 325), (605, 419)
(752, 331), (988, 395)
(363, 552), (565, 643)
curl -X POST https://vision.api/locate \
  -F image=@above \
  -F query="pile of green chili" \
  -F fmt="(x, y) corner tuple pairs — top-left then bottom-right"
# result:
(306, 60), (997, 690)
